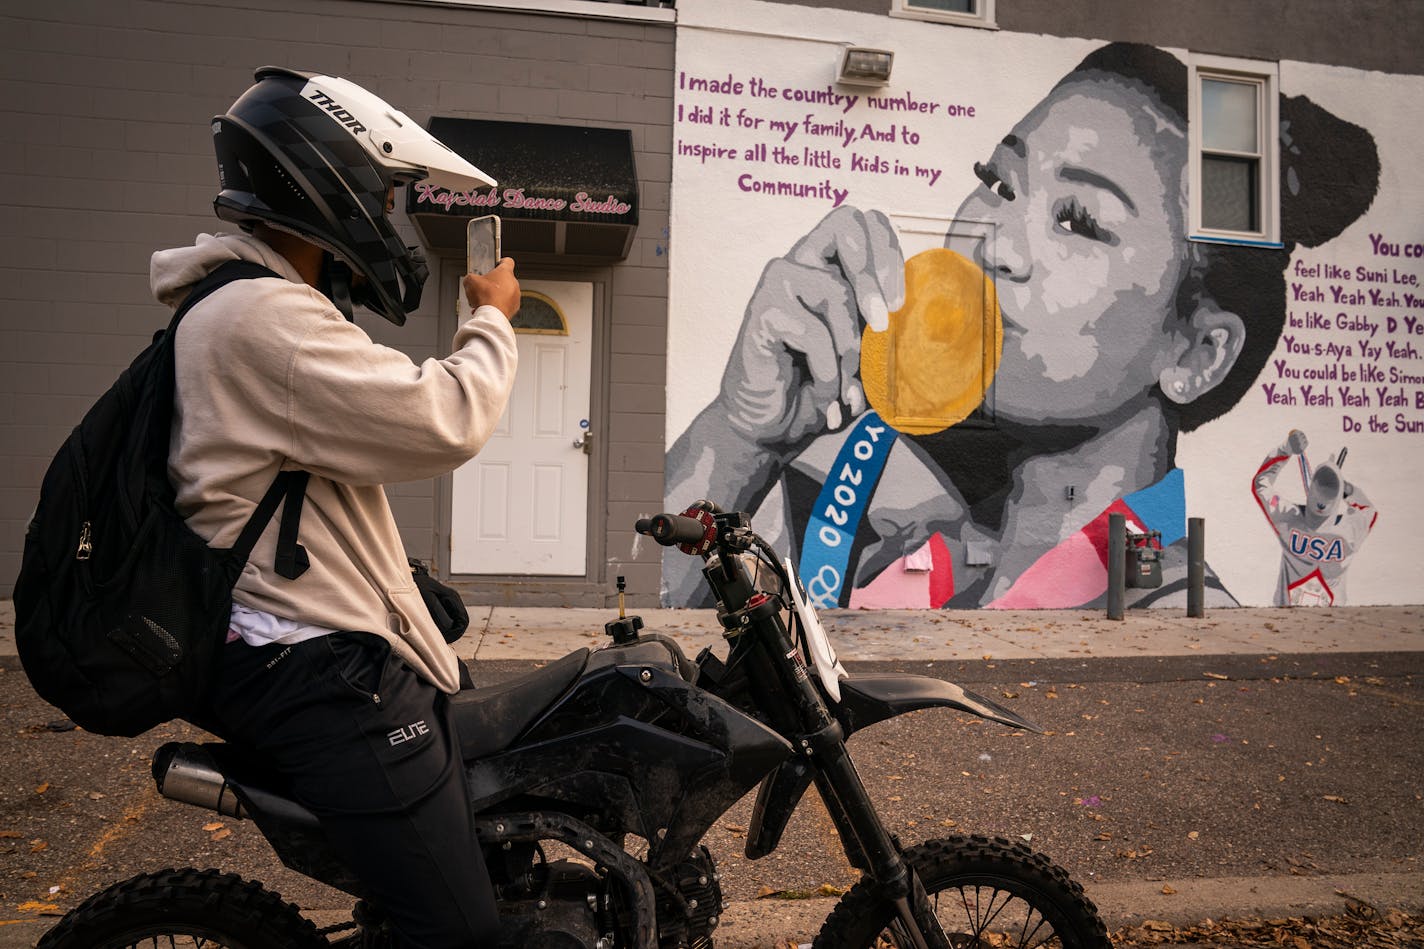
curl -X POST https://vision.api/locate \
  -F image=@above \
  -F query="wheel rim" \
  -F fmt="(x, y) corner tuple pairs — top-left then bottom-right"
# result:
(873, 879), (1069, 949)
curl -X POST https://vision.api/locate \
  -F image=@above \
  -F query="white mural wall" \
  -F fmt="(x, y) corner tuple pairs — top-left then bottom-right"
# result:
(664, 0), (1424, 608)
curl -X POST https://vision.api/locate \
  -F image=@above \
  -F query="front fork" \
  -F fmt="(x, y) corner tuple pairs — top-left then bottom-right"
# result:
(712, 563), (949, 949)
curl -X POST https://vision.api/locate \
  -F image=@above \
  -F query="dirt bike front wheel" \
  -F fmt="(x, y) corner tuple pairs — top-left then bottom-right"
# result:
(813, 835), (1112, 949)
(37, 867), (329, 949)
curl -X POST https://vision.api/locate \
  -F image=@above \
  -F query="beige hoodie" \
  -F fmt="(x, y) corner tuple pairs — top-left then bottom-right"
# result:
(151, 232), (518, 693)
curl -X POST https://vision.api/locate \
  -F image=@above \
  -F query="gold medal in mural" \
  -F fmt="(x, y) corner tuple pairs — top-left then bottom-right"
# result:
(861, 248), (1002, 434)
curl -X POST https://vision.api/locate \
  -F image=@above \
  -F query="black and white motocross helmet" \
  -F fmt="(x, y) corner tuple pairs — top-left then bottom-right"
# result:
(212, 67), (494, 324)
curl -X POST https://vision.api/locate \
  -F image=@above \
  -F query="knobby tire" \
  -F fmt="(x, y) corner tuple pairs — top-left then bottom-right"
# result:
(36, 867), (327, 949)
(813, 834), (1111, 949)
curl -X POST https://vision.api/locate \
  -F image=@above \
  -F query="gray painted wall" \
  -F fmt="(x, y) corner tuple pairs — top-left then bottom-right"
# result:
(777, 0), (1422, 77)
(0, 0), (673, 605)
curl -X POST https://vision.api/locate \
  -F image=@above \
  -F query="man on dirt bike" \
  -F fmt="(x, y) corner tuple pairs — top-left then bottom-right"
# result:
(152, 67), (519, 947)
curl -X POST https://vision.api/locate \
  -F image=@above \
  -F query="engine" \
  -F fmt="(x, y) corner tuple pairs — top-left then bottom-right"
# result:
(655, 847), (723, 949)
(495, 856), (609, 949)
(489, 843), (723, 948)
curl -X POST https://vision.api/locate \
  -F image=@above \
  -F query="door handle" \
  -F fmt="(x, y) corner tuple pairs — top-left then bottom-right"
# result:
(572, 430), (593, 454)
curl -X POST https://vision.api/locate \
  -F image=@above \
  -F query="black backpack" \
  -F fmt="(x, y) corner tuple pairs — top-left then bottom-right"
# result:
(14, 260), (310, 737)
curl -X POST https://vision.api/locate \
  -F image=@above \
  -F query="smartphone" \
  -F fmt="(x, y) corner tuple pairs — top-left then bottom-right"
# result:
(467, 214), (502, 276)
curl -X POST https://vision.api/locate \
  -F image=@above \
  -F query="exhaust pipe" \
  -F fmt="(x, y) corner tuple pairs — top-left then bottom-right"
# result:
(153, 742), (249, 818)
(153, 741), (323, 830)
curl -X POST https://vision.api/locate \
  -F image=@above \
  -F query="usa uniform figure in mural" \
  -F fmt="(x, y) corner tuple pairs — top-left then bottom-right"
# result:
(665, 43), (1379, 610)
(1252, 430), (1377, 606)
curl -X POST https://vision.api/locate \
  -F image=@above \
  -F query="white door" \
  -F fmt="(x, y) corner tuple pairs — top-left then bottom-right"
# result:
(451, 280), (593, 575)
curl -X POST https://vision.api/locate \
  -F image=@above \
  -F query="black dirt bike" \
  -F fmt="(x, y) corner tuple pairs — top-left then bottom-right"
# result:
(38, 502), (1111, 949)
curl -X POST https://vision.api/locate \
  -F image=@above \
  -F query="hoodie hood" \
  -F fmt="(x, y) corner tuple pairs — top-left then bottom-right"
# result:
(150, 232), (305, 308)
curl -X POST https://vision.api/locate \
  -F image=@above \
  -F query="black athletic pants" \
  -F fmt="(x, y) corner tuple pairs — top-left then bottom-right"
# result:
(207, 632), (498, 949)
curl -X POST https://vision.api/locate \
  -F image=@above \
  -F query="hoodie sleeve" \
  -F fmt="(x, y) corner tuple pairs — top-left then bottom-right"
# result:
(285, 304), (518, 485)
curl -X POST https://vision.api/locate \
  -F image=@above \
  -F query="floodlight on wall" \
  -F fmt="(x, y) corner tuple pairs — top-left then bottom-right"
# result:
(836, 46), (894, 86)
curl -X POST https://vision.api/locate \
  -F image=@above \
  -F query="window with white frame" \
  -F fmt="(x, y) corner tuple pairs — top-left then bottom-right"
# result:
(890, 0), (996, 30)
(1189, 54), (1281, 246)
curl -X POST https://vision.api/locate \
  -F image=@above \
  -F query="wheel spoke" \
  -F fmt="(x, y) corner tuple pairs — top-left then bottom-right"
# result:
(1025, 900), (1059, 946)
(977, 886), (1015, 935)
(956, 885), (978, 935)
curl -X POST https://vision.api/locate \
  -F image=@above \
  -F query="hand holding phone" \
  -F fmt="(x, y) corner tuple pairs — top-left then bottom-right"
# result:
(462, 214), (518, 319)
(467, 214), (501, 275)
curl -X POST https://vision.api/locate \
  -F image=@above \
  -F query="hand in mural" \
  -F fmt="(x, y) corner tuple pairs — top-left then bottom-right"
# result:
(722, 206), (905, 453)
(661, 208), (907, 605)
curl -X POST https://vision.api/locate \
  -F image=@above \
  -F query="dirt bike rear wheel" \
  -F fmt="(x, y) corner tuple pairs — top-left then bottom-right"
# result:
(37, 867), (328, 949)
(813, 834), (1111, 949)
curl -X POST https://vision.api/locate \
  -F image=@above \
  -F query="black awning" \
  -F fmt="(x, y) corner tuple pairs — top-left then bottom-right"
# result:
(408, 118), (639, 265)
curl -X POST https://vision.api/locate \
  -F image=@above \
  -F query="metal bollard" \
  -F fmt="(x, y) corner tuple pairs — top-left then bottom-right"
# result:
(1107, 512), (1125, 621)
(1187, 517), (1205, 618)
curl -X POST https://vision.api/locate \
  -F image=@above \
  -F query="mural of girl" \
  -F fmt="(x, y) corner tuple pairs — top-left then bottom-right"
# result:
(664, 43), (1380, 610)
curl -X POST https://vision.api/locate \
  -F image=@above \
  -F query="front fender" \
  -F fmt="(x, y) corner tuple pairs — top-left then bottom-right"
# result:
(836, 673), (1042, 735)
(744, 673), (1039, 860)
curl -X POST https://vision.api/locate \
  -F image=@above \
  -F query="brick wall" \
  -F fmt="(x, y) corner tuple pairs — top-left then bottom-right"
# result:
(0, 0), (674, 604)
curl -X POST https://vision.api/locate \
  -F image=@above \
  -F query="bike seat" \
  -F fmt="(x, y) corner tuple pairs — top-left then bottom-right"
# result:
(451, 648), (590, 760)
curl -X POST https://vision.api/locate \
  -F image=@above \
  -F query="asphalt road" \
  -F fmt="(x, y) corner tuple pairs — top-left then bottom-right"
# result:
(2, 651), (1421, 947)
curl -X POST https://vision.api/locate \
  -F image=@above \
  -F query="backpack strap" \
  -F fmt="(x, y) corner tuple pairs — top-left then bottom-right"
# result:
(273, 471), (311, 580)
(168, 260), (311, 580)
(170, 259), (280, 329)
(232, 470), (310, 577)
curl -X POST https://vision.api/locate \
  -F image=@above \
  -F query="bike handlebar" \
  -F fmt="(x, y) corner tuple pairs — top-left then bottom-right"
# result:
(635, 512), (711, 548)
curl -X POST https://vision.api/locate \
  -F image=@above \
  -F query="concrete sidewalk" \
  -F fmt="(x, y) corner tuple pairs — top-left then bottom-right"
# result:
(459, 603), (1424, 661)
(2, 600), (1421, 665)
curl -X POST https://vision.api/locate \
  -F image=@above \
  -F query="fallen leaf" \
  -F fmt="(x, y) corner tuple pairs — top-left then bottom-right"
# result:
(29, 839), (47, 853)
(34, 783), (49, 794)
(1096, 833), (1113, 841)
(1143, 920), (1173, 932)
(1323, 795), (1348, 804)
(210, 828), (232, 841)
(202, 822), (225, 832)
(1204, 672), (1230, 680)
(1161, 884), (1177, 895)
(0, 831), (21, 839)
(17, 901), (61, 915)
(1188, 831), (1200, 840)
